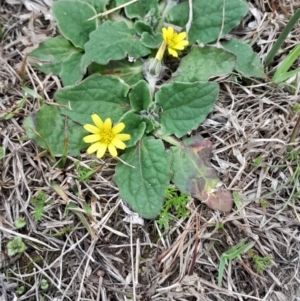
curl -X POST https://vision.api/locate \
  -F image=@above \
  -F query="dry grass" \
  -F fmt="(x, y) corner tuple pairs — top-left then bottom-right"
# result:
(1, 0), (300, 300)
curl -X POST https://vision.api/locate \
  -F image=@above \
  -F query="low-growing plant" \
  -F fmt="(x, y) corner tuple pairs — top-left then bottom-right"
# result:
(40, 279), (49, 291)
(156, 185), (190, 231)
(15, 217), (27, 229)
(7, 237), (26, 257)
(248, 250), (272, 274)
(30, 190), (47, 221)
(24, 0), (265, 219)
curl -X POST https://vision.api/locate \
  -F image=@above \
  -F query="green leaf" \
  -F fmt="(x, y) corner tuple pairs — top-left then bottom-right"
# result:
(129, 80), (152, 111)
(54, 74), (131, 125)
(114, 137), (171, 219)
(134, 20), (154, 35)
(173, 46), (236, 82)
(52, 0), (97, 49)
(116, 0), (159, 19)
(29, 37), (80, 76)
(88, 59), (144, 86)
(120, 112), (146, 148)
(60, 52), (84, 86)
(273, 44), (300, 83)
(167, 0), (249, 44)
(171, 135), (233, 212)
(81, 0), (108, 12)
(156, 81), (219, 138)
(140, 32), (162, 49)
(119, 111), (146, 148)
(222, 38), (264, 78)
(24, 104), (87, 156)
(81, 21), (151, 71)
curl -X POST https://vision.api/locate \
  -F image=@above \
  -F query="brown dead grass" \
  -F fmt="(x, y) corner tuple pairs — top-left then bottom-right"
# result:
(1, 0), (300, 300)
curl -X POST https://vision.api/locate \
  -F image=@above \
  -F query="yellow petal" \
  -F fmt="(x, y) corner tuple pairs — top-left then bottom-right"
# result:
(96, 143), (107, 158)
(103, 118), (112, 130)
(174, 32), (187, 42)
(115, 133), (131, 141)
(167, 26), (174, 37)
(83, 134), (101, 143)
(83, 124), (101, 134)
(168, 47), (178, 57)
(172, 42), (188, 50)
(112, 138), (126, 150)
(162, 27), (168, 41)
(112, 122), (125, 134)
(91, 114), (104, 129)
(87, 142), (101, 154)
(108, 144), (118, 157)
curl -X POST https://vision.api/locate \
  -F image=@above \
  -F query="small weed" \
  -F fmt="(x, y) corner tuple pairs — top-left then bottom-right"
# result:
(40, 279), (49, 291)
(17, 285), (25, 295)
(156, 185), (190, 231)
(7, 237), (26, 257)
(76, 162), (99, 182)
(259, 199), (270, 208)
(249, 250), (272, 274)
(15, 217), (26, 229)
(30, 190), (47, 221)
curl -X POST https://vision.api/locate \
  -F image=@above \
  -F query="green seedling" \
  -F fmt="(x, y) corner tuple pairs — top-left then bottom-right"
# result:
(156, 186), (190, 230)
(15, 217), (26, 229)
(218, 238), (253, 286)
(260, 199), (270, 208)
(77, 165), (99, 182)
(156, 186), (190, 231)
(40, 279), (49, 291)
(17, 286), (25, 295)
(7, 237), (26, 257)
(248, 250), (272, 274)
(30, 190), (47, 221)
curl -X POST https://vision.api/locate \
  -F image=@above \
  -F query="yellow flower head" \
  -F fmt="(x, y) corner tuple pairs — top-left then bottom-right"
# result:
(83, 114), (131, 159)
(162, 26), (189, 57)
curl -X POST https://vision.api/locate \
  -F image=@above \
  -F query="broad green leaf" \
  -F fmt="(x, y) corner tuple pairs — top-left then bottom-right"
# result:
(156, 81), (219, 138)
(119, 111), (146, 148)
(80, 0), (108, 12)
(29, 37), (80, 75)
(81, 21), (151, 71)
(52, 0), (97, 49)
(129, 80), (152, 111)
(60, 52), (84, 86)
(167, 0), (249, 44)
(55, 74), (131, 125)
(173, 46), (236, 82)
(222, 38), (264, 78)
(171, 135), (233, 212)
(24, 104), (87, 156)
(88, 59), (144, 86)
(140, 32), (162, 49)
(114, 136), (171, 219)
(116, 0), (159, 19)
(134, 20), (154, 35)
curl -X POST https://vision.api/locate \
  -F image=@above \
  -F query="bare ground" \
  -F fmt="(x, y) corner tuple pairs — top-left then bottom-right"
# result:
(1, 0), (300, 300)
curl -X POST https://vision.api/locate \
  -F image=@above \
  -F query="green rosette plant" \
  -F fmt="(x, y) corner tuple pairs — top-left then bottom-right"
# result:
(24, 0), (264, 219)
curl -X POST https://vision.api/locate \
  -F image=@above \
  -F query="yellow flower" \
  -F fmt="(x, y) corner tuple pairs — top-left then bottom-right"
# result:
(162, 26), (188, 57)
(83, 114), (131, 159)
